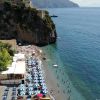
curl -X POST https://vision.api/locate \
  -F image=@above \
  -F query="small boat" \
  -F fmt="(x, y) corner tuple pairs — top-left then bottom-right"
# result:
(51, 15), (58, 17)
(57, 37), (61, 39)
(53, 64), (58, 68)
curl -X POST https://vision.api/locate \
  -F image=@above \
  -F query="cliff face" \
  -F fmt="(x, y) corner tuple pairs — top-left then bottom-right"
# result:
(0, 3), (57, 46)
(32, 0), (79, 8)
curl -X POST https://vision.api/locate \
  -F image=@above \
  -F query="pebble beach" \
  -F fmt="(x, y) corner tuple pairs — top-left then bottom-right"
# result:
(17, 45), (69, 100)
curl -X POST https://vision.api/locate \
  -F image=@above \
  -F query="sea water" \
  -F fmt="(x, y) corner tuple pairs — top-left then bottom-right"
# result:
(42, 8), (100, 100)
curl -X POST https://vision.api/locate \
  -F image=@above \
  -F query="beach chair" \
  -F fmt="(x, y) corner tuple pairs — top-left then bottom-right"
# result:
(5, 87), (9, 91)
(2, 95), (7, 100)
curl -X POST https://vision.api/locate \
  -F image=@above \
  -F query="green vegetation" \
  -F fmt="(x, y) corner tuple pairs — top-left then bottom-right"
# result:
(0, 42), (14, 71)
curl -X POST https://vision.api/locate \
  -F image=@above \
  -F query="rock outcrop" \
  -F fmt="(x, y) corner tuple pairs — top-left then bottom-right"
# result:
(0, 2), (57, 46)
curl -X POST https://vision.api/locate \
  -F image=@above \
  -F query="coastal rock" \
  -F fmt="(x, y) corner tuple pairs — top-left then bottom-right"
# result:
(0, 2), (57, 46)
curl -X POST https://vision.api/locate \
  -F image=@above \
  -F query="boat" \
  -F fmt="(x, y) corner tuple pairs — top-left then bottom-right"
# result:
(51, 15), (58, 17)
(53, 64), (58, 68)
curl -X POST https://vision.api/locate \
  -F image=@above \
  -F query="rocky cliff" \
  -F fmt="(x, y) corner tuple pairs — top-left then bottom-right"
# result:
(32, 0), (79, 8)
(0, 2), (57, 46)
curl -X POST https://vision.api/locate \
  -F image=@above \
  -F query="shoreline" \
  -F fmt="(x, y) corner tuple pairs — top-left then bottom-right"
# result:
(42, 56), (68, 100)
(0, 44), (85, 100)
(41, 45), (86, 100)
(17, 45), (85, 100)
(17, 45), (69, 100)
(40, 49), (69, 100)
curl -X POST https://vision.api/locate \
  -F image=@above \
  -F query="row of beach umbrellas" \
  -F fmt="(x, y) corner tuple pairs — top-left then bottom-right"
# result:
(18, 56), (48, 97)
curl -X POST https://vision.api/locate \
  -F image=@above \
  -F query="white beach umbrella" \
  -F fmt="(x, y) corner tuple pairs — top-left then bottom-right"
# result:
(34, 77), (38, 80)
(43, 90), (48, 94)
(34, 83), (39, 87)
(20, 91), (26, 96)
(18, 85), (26, 91)
(28, 83), (33, 87)
(34, 90), (40, 95)
(26, 74), (32, 77)
(32, 67), (36, 70)
(34, 74), (38, 77)
(42, 85), (47, 89)
(28, 87), (33, 91)
(40, 80), (45, 83)
(39, 77), (44, 80)
(41, 83), (46, 86)
(32, 62), (36, 65)
(34, 80), (38, 83)
(33, 71), (38, 74)
(28, 91), (33, 95)
(19, 84), (25, 88)
(19, 87), (25, 91)
(39, 74), (43, 77)
(39, 71), (42, 74)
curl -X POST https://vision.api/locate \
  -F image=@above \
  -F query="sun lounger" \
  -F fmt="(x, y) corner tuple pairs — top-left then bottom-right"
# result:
(2, 95), (7, 100)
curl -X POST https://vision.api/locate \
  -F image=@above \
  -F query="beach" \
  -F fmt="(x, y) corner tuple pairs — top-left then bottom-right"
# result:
(17, 45), (69, 100)
(0, 44), (80, 100)
(41, 55), (68, 100)
(39, 48), (71, 100)
(0, 44), (83, 100)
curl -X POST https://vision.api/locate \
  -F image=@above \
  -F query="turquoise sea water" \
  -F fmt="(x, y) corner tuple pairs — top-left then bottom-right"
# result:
(42, 8), (100, 100)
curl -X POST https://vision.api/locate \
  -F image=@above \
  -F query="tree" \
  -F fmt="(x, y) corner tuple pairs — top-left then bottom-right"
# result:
(0, 42), (15, 56)
(0, 48), (11, 71)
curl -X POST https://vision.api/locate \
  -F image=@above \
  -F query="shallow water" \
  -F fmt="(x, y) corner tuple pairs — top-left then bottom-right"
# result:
(41, 8), (100, 100)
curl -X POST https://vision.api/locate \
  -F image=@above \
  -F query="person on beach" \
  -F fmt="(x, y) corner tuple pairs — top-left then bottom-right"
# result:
(63, 90), (65, 94)
(62, 78), (64, 82)
(58, 90), (60, 93)
(57, 83), (59, 87)
(57, 75), (59, 79)
(68, 96), (70, 100)
(63, 81), (65, 84)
